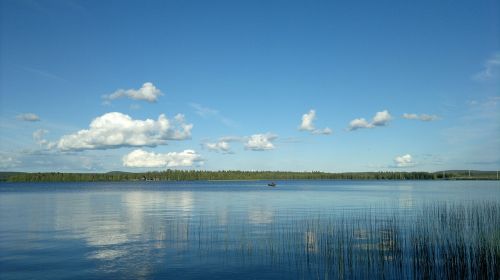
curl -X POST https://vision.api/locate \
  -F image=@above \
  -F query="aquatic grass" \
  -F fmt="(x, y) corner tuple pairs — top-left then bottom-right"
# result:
(177, 202), (499, 279)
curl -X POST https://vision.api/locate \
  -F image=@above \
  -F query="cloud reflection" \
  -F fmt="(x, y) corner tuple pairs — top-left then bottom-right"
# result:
(49, 190), (196, 277)
(248, 207), (274, 224)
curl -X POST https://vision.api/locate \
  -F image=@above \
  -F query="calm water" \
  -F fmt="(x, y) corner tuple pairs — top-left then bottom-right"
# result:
(0, 180), (499, 279)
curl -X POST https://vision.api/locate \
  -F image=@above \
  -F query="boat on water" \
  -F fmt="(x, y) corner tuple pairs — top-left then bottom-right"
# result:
(268, 182), (276, 187)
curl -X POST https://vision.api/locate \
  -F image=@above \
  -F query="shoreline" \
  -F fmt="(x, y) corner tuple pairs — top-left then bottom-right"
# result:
(1, 170), (498, 182)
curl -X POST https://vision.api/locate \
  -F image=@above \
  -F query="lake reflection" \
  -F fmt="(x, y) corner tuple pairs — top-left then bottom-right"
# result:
(0, 181), (499, 279)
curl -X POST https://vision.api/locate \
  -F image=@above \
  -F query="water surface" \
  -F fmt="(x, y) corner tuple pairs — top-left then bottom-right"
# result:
(1, 180), (499, 279)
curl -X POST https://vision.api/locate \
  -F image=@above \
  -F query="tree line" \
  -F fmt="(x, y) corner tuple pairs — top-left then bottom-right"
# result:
(1, 170), (434, 182)
(3, 170), (497, 182)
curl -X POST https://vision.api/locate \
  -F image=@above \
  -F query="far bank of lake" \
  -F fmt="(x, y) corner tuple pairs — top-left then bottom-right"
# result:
(2, 170), (499, 182)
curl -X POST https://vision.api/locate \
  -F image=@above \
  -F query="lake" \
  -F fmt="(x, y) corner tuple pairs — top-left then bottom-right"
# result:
(0, 180), (499, 279)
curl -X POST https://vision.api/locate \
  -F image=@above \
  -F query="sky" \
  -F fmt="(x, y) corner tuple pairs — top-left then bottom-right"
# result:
(0, 0), (499, 172)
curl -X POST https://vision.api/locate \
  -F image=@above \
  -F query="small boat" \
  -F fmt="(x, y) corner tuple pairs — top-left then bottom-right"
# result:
(268, 182), (276, 187)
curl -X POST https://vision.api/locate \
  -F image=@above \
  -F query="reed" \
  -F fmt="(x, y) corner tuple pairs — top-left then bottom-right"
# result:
(176, 202), (499, 279)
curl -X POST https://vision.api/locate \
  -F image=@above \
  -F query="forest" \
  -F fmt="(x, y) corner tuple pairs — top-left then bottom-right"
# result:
(2, 170), (498, 182)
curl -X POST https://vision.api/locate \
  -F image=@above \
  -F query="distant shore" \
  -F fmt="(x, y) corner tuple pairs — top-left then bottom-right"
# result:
(1, 170), (498, 182)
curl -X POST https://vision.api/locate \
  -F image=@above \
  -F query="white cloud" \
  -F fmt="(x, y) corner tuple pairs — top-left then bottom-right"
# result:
(203, 134), (278, 152)
(402, 113), (418, 119)
(33, 129), (48, 142)
(245, 134), (277, 151)
(204, 141), (232, 153)
(473, 52), (500, 81)
(103, 82), (163, 103)
(298, 109), (332, 135)
(348, 118), (373, 130)
(371, 110), (392, 126)
(299, 110), (316, 131)
(17, 113), (40, 122)
(402, 113), (439, 121)
(57, 112), (192, 151)
(347, 110), (392, 131)
(33, 129), (56, 149)
(122, 149), (202, 168)
(393, 154), (415, 167)
(311, 127), (333, 135)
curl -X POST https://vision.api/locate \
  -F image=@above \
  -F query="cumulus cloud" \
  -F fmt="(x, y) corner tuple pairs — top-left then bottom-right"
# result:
(17, 113), (40, 122)
(348, 110), (392, 131)
(348, 118), (373, 130)
(103, 82), (163, 103)
(473, 52), (500, 81)
(298, 110), (332, 135)
(371, 110), (392, 126)
(122, 149), (202, 168)
(203, 134), (277, 152)
(204, 141), (232, 153)
(299, 110), (316, 131)
(402, 113), (440, 121)
(393, 154), (415, 167)
(245, 134), (277, 151)
(57, 112), (192, 151)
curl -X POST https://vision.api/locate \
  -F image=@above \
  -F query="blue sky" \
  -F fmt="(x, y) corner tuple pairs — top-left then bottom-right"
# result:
(0, 0), (499, 172)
